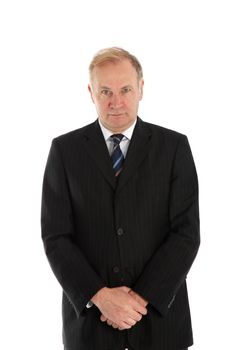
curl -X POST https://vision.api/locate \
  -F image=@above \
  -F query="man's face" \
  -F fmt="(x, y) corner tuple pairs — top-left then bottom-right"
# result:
(88, 59), (144, 133)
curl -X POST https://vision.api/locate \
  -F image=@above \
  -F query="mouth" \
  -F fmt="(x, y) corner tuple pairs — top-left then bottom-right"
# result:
(108, 113), (125, 117)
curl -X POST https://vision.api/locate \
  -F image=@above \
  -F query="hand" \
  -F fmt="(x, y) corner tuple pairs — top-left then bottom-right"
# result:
(100, 314), (124, 330)
(100, 290), (148, 330)
(91, 286), (147, 329)
(129, 289), (148, 308)
(94, 288), (148, 330)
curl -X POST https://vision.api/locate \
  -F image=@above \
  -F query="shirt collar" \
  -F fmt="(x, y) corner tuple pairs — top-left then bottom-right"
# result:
(98, 118), (137, 141)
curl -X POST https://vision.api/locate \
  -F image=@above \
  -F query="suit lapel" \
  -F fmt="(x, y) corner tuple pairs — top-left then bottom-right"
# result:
(83, 120), (116, 190)
(83, 118), (152, 193)
(116, 117), (152, 194)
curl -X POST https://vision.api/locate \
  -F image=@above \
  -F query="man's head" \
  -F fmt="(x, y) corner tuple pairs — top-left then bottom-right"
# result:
(88, 47), (144, 133)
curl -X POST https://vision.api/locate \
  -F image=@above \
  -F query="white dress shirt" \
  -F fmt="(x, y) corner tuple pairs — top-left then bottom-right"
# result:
(98, 118), (137, 158)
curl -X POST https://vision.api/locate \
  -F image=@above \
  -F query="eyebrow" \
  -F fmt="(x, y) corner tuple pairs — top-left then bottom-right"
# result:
(121, 85), (133, 89)
(99, 85), (133, 90)
(99, 86), (111, 89)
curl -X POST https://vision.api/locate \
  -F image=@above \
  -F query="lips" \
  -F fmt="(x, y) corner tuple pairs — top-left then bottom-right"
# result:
(108, 113), (125, 116)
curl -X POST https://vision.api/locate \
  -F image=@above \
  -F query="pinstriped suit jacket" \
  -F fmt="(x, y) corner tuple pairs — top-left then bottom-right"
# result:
(41, 117), (200, 350)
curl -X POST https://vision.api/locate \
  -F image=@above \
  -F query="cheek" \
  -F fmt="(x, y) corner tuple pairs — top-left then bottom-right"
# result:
(126, 98), (139, 110)
(95, 99), (107, 111)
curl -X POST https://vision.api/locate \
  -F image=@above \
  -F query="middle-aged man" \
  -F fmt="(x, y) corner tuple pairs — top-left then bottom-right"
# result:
(41, 47), (200, 350)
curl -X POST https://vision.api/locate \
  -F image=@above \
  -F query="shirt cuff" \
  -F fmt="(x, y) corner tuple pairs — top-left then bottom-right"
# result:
(86, 301), (93, 308)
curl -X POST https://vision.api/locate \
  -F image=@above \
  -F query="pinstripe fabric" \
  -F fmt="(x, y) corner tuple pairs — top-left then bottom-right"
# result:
(41, 117), (200, 350)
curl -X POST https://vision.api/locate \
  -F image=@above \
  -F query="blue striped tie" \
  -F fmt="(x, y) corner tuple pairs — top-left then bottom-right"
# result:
(110, 134), (124, 176)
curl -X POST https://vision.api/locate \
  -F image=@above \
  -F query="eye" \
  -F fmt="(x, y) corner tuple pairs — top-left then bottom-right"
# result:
(121, 87), (131, 94)
(101, 89), (112, 97)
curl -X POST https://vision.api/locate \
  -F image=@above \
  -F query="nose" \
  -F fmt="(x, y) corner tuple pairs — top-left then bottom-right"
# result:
(109, 93), (123, 109)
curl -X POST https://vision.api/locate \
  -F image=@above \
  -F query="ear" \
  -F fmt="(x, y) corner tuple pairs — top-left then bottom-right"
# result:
(139, 79), (144, 100)
(88, 84), (94, 103)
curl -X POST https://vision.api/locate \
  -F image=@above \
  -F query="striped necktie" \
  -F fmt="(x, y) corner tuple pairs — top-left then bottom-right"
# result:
(110, 134), (124, 176)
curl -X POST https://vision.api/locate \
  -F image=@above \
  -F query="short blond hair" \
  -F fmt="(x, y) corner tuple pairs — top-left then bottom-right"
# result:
(89, 47), (143, 82)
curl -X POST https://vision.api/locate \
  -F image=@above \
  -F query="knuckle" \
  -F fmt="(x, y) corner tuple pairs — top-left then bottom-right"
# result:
(123, 322), (131, 329)
(119, 321), (125, 328)
(128, 319), (136, 326)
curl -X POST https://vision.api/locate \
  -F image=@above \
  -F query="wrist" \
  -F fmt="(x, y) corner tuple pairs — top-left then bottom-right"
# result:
(91, 287), (108, 308)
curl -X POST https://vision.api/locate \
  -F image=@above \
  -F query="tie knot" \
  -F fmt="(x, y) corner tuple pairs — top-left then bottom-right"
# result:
(110, 134), (124, 145)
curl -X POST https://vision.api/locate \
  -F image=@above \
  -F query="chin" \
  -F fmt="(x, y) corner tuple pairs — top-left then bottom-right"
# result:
(101, 114), (135, 131)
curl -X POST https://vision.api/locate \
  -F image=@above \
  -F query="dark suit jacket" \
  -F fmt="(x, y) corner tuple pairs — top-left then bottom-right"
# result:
(41, 117), (200, 350)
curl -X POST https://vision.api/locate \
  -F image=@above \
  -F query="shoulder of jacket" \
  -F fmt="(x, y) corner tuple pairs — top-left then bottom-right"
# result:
(141, 120), (187, 141)
(52, 121), (96, 145)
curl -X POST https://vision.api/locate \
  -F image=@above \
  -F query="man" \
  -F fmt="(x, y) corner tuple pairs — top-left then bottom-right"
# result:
(41, 47), (200, 350)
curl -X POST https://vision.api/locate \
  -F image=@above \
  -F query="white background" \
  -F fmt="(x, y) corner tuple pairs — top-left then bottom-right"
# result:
(1, 1), (232, 349)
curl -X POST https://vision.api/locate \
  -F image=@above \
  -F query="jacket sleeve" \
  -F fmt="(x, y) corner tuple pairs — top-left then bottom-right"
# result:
(133, 135), (200, 317)
(41, 139), (105, 316)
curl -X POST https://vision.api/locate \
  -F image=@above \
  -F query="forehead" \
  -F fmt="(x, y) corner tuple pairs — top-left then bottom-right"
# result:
(91, 59), (138, 87)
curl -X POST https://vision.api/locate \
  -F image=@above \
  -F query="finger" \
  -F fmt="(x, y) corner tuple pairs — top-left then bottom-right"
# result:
(127, 309), (143, 323)
(128, 294), (147, 315)
(129, 290), (148, 307)
(111, 322), (119, 329)
(134, 303), (147, 316)
(130, 311), (142, 322)
(107, 319), (113, 326)
(117, 321), (135, 331)
(120, 286), (131, 293)
(117, 325), (127, 330)
(100, 315), (107, 322)
(120, 321), (132, 329)
(125, 317), (137, 327)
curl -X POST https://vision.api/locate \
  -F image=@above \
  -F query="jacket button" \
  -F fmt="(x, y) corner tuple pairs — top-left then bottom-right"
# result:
(113, 266), (120, 273)
(117, 228), (124, 236)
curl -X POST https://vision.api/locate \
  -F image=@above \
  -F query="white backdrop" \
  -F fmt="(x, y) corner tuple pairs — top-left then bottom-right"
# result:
(1, 1), (232, 349)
